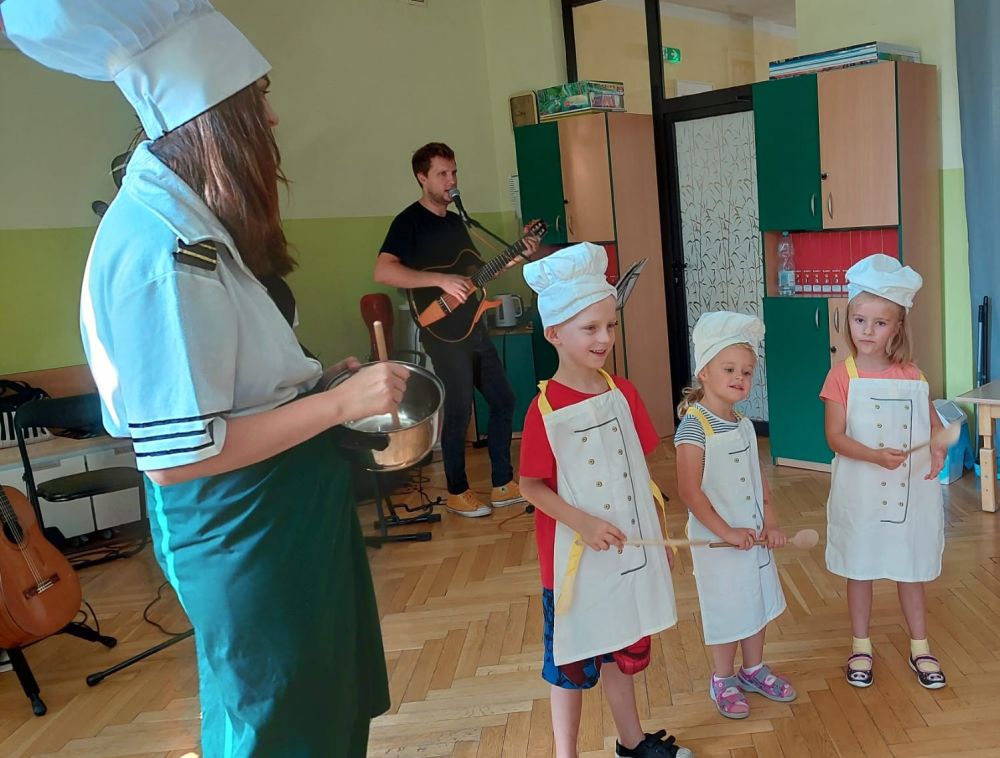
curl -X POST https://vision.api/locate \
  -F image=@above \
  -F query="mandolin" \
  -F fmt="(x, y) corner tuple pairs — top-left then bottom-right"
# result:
(0, 486), (82, 648)
(408, 219), (547, 343)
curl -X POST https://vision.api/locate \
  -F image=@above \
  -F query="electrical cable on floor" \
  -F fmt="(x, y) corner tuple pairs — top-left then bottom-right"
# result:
(142, 580), (189, 636)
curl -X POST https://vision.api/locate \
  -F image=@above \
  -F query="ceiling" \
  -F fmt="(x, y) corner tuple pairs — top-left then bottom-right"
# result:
(668, 0), (795, 27)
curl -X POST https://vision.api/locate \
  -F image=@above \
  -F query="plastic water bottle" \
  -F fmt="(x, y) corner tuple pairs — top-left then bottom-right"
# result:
(777, 232), (796, 297)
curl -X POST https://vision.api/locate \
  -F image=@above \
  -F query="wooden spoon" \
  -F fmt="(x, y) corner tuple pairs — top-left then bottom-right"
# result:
(373, 320), (400, 430)
(627, 528), (820, 550)
(907, 422), (961, 455)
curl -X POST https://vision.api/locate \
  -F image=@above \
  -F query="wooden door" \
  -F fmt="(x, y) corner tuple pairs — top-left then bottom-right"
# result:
(558, 113), (615, 243)
(828, 297), (851, 366)
(818, 62), (899, 229)
(753, 75), (823, 231)
(763, 296), (834, 465)
(514, 123), (568, 244)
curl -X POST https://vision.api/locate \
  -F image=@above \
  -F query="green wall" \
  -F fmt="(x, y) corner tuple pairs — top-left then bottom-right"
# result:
(0, 211), (530, 375)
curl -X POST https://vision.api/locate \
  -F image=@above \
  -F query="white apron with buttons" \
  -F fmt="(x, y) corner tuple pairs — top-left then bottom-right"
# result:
(825, 356), (944, 582)
(685, 406), (786, 646)
(543, 370), (677, 666)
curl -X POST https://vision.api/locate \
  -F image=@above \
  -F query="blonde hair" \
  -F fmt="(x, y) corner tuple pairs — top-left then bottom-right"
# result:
(847, 292), (912, 364)
(677, 383), (705, 419)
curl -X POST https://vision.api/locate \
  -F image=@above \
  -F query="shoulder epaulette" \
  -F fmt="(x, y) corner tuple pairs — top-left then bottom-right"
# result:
(173, 239), (219, 271)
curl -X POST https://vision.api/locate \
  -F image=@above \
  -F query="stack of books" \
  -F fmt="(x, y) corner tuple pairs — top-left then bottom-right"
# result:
(769, 41), (920, 80)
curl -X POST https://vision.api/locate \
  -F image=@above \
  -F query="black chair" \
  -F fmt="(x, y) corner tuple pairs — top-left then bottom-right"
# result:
(14, 393), (148, 569)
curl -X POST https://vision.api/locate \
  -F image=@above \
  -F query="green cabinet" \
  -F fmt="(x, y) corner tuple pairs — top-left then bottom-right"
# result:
(762, 297), (833, 464)
(474, 330), (537, 437)
(753, 75), (822, 231)
(514, 123), (567, 245)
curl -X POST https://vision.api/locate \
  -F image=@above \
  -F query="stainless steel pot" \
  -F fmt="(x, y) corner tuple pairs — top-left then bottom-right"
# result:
(324, 361), (444, 472)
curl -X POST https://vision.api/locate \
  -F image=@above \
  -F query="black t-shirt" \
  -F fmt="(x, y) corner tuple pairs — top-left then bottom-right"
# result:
(380, 201), (481, 343)
(380, 201), (473, 269)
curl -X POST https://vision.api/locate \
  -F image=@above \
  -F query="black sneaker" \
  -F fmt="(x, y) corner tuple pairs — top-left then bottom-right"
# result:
(616, 730), (694, 758)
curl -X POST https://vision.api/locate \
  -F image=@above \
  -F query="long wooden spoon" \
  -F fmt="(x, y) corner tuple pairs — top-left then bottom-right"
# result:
(627, 528), (819, 550)
(373, 320), (400, 430)
(906, 422), (961, 455)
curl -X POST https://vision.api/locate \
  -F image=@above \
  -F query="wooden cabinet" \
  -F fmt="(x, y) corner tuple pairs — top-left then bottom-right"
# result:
(762, 297), (834, 465)
(758, 62), (942, 468)
(818, 63), (899, 229)
(753, 75), (823, 231)
(755, 62), (900, 232)
(515, 113), (674, 436)
(827, 297), (851, 366)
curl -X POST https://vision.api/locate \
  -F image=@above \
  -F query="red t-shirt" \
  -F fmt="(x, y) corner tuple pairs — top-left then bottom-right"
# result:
(519, 376), (660, 589)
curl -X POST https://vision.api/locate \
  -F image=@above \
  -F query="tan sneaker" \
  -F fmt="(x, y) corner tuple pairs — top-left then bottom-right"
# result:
(491, 480), (526, 507)
(446, 490), (492, 518)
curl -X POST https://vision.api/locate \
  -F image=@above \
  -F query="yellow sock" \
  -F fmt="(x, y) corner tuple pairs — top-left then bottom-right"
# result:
(852, 637), (872, 655)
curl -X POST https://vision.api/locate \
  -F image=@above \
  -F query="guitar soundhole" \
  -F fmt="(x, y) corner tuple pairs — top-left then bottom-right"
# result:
(2, 521), (25, 546)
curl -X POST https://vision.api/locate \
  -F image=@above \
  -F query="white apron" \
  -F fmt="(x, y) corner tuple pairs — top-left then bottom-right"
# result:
(825, 357), (944, 582)
(543, 371), (677, 666)
(685, 407), (786, 645)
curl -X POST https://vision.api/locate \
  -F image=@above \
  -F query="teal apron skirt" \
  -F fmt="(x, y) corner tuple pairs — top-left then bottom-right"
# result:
(146, 431), (389, 757)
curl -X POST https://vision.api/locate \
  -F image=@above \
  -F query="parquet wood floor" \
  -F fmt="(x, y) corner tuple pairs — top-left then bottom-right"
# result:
(1, 439), (998, 757)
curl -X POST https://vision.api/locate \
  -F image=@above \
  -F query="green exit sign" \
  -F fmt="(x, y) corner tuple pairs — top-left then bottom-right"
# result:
(662, 46), (682, 63)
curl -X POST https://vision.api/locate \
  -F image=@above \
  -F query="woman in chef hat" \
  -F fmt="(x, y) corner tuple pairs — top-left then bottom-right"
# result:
(675, 311), (794, 720)
(519, 242), (691, 758)
(1, 1), (408, 754)
(821, 253), (947, 691)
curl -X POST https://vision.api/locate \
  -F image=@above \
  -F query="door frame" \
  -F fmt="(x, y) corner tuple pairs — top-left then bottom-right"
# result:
(654, 86), (755, 413)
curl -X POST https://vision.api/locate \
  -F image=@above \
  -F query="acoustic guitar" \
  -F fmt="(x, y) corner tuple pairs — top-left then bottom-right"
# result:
(0, 486), (82, 648)
(407, 219), (547, 343)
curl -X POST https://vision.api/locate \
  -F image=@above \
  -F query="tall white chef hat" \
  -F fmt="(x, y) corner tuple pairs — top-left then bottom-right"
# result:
(692, 311), (765, 376)
(523, 242), (618, 328)
(845, 253), (923, 310)
(0, 0), (270, 140)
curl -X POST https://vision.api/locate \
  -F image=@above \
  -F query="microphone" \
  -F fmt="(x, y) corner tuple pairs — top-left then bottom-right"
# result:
(447, 187), (470, 221)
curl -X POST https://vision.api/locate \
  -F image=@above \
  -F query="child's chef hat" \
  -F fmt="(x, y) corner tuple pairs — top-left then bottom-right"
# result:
(846, 254), (922, 310)
(692, 311), (765, 375)
(523, 242), (618, 328)
(0, 0), (270, 140)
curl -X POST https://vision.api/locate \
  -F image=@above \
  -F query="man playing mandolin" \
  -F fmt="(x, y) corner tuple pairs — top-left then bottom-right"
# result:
(375, 142), (539, 518)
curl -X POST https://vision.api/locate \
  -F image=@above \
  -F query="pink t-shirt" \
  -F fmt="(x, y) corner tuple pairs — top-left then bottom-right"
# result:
(820, 359), (924, 406)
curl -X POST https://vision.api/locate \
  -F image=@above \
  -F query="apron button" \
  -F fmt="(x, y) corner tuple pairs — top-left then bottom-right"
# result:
(604, 504), (611, 511)
(612, 426), (618, 432)
(631, 519), (636, 525)
(900, 482), (906, 487)
(875, 404), (881, 409)
(740, 477), (746, 483)
(877, 423), (882, 428)
(903, 444), (908, 450)
(734, 457), (740, 463)
(627, 496), (632, 502)
(898, 501), (905, 506)
(597, 481), (603, 487)
(882, 500), (888, 505)
(881, 482), (886, 487)
(582, 436), (588, 443)
(879, 443), (885, 448)
(588, 459), (595, 465)
(618, 449), (624, 455)
(746, 495), (751, 501)
(903, 424), (908, 429)
(623, 472), (628, 479)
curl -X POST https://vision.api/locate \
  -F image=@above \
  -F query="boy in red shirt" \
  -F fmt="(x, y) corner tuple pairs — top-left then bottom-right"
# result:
(519, 243), (689, 758)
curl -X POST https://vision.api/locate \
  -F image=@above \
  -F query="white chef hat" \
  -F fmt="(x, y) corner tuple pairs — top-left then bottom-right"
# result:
(845, 253), (922, 310)
(0, 0), (270, 140)
(692, 311), (765, 376)
(523, 242), (618, 328)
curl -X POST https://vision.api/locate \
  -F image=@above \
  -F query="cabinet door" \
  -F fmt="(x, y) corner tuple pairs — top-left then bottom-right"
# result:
(763, 297), (834, 464)
(558, 114), (615, 243)
(474, 332), (537, 436)
(514, 123), (567, 244)
(818, 63), (899, 229)
(828, 297), (851, 366)
(753, 76), (822, 231)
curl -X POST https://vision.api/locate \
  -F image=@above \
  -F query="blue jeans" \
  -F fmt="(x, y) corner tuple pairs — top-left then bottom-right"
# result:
(421, 326), (515, 494)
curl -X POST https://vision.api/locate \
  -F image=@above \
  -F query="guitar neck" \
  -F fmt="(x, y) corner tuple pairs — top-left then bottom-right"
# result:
(470, 236), (529, 288)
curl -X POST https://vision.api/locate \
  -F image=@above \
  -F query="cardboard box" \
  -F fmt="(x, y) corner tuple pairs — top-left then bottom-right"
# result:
(535, 80), (625, 121)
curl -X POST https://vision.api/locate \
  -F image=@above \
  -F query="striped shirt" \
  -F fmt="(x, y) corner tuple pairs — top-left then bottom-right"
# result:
(673, 403), (740, 449)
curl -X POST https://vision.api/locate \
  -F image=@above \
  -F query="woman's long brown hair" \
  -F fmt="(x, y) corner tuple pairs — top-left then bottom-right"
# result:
(150, 79), (294, 279)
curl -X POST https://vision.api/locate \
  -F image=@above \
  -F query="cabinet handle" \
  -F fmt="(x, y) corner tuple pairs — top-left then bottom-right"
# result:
(815, 307), (820, 330)
(833, 307), (840, 332)
(555, 216), (562, 234)
(810, 193), (816, 217)
(827, 193), (834, 219)
(567, 213), (574, 237)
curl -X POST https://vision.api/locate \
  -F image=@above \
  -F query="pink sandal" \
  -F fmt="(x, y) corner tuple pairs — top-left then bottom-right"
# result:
(709, 675), (750, 719)
(737, 664), (797, 702)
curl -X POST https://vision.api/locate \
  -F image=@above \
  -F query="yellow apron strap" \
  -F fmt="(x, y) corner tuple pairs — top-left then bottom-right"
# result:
(597, 368), (618, 391)
(650, 480), (678, 557)
(919, 371), (927, 383)
(845, 355), (859, 380)
(537, 380), (554, 416)
(686, 406), (714, 438)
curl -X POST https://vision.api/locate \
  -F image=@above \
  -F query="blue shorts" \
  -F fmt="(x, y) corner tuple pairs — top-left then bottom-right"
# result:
(541, 587), (613, 689)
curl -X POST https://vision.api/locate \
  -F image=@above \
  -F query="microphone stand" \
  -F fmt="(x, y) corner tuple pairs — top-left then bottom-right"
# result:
(455, 202), (535, 515)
